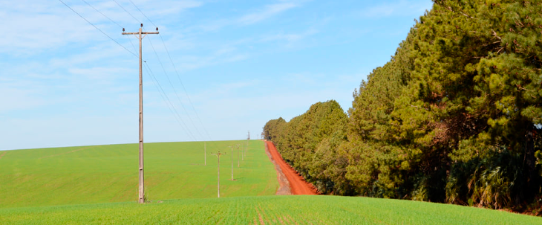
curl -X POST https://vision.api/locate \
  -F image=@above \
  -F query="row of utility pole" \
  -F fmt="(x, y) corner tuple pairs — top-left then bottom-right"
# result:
(122, 22), (255, 202)
(209, 131), (251, 198)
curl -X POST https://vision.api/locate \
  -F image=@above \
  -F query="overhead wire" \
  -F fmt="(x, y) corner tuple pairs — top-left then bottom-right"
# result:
(145, 37), (206, 141)
(57, 0), (137, 57)
(127, 0), (214, 141)
(93, 0), (203, 141)
(112, 0), (141, 23)
(143, 63), (193, 140)
(144, 62), (198, 141)
(62, 0), (199, 142)
(79, 0), (138, 53)
(64, 0), (229, 144)
(113, 0), (200, 141)
(127, 0), (157, 27)
(81, 0), (122, 28)
(110, 0), (208, 141)
(157, 34), (214, 141)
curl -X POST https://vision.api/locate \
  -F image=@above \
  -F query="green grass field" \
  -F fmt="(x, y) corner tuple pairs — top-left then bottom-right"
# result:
(1, 140), (541, 224)
(1, 195), (541, 224)
(0, 140), (277, 208)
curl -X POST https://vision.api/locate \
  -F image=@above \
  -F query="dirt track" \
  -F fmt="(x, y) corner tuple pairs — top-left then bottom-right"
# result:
(265, 141), (318, 195)
(264, 142), (291, 195)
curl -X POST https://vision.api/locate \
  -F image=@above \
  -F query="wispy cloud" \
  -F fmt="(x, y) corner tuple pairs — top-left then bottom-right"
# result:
(238, 3), (297, 25)
(0, 0), (203, 56)
(359, 0), (432, 18)
(68, 67), (132, 82)
(177, 46), (250, 71)
(4, 0), (410, 150)
(261, 28), (319, 43)
(197, 2), (300, 32)
(0, 87), (49, 113)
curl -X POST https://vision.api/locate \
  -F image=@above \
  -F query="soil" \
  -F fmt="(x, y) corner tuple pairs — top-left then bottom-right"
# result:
(265, 141), (318, 195)
(264, 141), (291, 195)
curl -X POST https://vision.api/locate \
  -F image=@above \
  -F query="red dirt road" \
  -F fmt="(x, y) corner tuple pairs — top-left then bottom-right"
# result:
(266, 141), (318, 195)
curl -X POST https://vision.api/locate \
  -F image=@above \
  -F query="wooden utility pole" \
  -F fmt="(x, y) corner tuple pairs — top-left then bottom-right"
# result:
(229, 146), (234, 180)
(236, 144), (240, 167)
(248, 131), (250, 160)
(122, 24), (159, 204)
(212, 151), (225, 198)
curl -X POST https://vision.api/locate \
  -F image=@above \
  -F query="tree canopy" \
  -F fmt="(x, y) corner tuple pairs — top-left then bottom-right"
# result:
(264, 0), (542, 213)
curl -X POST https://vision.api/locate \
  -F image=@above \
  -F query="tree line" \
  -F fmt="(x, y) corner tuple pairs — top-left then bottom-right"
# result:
(264, 0), (542, 213)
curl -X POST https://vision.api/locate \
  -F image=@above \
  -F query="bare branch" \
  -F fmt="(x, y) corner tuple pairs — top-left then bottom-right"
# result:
(492, 30), (502, 40)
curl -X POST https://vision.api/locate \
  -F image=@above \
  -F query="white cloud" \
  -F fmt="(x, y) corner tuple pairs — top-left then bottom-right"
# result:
(238, 3), (297, 25)
(196, 2), (300, 32)
(0, 88), (49, 113)
(48, 42), (137, 68)
(0, 0), (203, 56)
(177, 46), (250, 71)
(261, 28), (319, 43)
(359, 0), (433, 18)
(3, 0), (375, 150)
(68, 67), (133, 84)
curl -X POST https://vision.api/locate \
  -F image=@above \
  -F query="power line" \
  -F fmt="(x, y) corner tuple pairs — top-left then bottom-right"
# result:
(145, 36), (206, 141)
(73, 0), (211, 142)
(81, 0), (122, 28)
(127, 0), (157, 27)
(158, 34), (214, 141)
(112, 0), (141, 23)
(144, 62), (197, 141)
(127, 0), (214, 141)
(112, 0), (206, 141)
(79, 0), (139, 53)
(102, 0), (199, 141)
(58, 0), (137, 57)
(62, 0), (198, 142)
(144, 61), (198, 141)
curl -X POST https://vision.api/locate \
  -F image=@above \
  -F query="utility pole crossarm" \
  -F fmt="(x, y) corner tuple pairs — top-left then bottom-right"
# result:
(122, 32), (159, 35)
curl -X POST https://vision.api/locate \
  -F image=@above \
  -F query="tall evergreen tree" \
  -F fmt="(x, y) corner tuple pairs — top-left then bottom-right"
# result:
(264, 0), (542, 212)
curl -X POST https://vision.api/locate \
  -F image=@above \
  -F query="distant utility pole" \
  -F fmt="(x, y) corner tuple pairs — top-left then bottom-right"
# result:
(229, 146), (234, 180)
(212, 151), (226, 198)
(246, 131), (250, 158)
(236, 144), (240, 167)
(242, 132), (249, 161)
(204, 142), (207, 166)
(122, 23), (159, 204)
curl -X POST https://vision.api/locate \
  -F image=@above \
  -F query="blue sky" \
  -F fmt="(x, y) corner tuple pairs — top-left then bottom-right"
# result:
(0, 0), (433, 150)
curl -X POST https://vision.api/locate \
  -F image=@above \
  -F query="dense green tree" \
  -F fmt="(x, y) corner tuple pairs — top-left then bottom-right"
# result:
(264, 100), (349, 194)
(264, 0), (542, 213)
(263, 117), (286, 141)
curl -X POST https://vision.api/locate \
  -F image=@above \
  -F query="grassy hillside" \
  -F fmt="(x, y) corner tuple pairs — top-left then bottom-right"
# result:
(1, 140), (540, 224)
(1, 195), (540, 224)
(0, 140), (277, 208)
